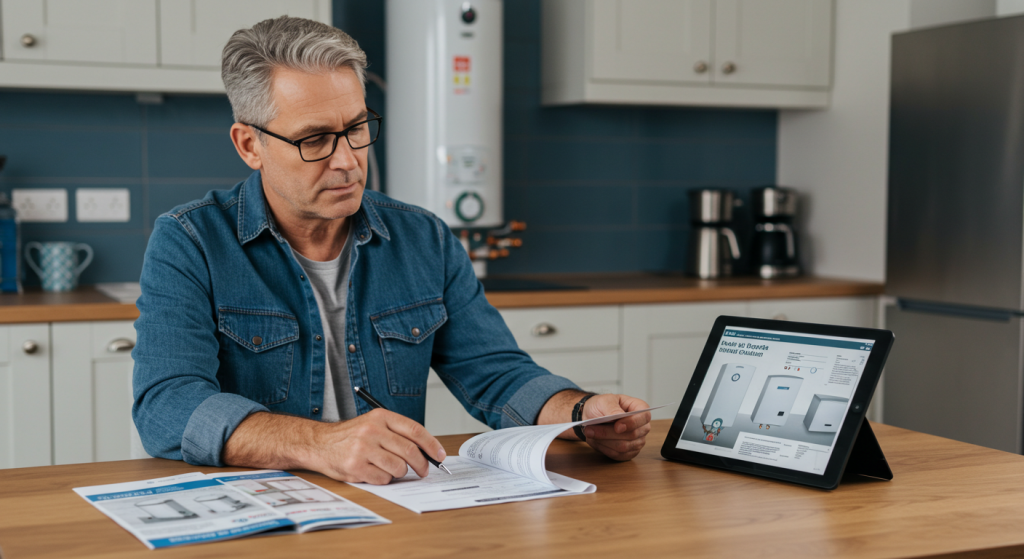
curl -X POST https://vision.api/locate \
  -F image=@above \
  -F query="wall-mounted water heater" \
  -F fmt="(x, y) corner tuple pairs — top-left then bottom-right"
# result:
(803, 394), (848, 433)
(700, 364), (756, 428)
(386, 0), (503, 229)
(751, 375), (803, 427)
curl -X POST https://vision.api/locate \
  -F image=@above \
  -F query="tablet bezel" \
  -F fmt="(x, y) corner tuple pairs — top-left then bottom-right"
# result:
(660, 316), (895, 490)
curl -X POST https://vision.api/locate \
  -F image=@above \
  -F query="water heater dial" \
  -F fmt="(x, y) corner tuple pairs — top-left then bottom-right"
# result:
(455, 191), (484, 222)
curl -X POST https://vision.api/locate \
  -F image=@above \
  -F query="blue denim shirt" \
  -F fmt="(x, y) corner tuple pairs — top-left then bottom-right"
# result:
(133, 170), (579, 466)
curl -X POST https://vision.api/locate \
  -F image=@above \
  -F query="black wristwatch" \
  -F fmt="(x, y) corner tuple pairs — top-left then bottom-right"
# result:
(572, 393), (597, 441)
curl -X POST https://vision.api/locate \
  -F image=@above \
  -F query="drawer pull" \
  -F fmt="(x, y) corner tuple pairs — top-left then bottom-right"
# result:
(107, 338), (135, 353)
(22, 340), (39, 354)
(531, 323), (558, 337)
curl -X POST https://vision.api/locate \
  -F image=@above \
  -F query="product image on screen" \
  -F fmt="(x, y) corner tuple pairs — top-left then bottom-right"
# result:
(676, 326), (874, 475)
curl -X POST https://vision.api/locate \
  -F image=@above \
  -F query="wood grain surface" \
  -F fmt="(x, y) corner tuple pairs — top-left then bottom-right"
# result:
(483, 274), (884, 308)
(0, 276), (883, 323)
(0, 287), (138, 323)
(1, 420), (1022, 559)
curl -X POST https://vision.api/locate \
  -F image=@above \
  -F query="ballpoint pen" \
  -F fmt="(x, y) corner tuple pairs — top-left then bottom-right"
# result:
(353, 386), (453, 475)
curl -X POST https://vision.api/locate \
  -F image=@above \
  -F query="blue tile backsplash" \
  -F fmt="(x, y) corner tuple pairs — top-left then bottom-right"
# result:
(0, 0), (776, 285)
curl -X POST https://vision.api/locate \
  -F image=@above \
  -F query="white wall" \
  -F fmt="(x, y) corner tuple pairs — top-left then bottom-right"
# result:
(777, 0), (1003, 283)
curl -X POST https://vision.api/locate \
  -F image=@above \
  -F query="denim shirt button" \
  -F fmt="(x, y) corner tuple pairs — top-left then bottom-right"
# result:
(300, 275), (306, 281)
(312, 407), (320, 414)
(411, 327), (421, 337)
(315, 335), (322, 341)
(251, 336), (262, 346)
(348, 344), (356, 353)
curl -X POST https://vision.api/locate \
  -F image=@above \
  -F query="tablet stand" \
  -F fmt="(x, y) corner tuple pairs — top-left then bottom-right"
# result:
(843, 420), (893, 481)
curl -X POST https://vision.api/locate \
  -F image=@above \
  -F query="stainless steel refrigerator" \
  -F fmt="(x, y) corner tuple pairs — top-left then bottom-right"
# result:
(886, 16), (1024, 454)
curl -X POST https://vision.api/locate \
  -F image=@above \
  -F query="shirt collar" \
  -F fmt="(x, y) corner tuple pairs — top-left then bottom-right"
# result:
(236, 170), (391, 246)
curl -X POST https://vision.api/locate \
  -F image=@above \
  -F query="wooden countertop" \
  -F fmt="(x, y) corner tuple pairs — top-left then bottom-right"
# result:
(2, 420), (1023, 558)
(0, 287), (139, 324)
(483, 273), (884, 308)
(0, 275), (884, 323)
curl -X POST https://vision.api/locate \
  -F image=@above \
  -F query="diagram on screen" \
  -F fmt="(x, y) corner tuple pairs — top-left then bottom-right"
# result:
(698, 364), (755, 442)
(751, 375), (803, 429)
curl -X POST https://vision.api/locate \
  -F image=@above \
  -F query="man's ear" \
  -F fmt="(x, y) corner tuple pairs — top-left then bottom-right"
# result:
(230, 123), (263, 170)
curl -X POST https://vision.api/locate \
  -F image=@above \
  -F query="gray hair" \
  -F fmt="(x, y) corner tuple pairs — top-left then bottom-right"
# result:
(222, 16), (367, 128)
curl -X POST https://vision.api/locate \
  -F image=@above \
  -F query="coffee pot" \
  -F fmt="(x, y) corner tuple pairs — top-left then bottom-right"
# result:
(752, 186), (800, 278)
(687, 189), (742, 279)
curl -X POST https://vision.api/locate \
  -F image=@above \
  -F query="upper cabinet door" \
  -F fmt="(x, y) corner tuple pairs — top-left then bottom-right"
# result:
(590, 0), (713, 84)
(1, 0), (157, 65)
(159, 0), (330, 68)
(713, 0), (832, 88)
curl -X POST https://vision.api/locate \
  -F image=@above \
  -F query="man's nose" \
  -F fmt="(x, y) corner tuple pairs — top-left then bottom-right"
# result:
(328, 138), (360, 171)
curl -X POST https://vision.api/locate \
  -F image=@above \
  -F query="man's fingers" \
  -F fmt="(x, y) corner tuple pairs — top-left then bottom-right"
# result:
(584, 421), (651, 440)
(366, 445), (413, 480)
(588, 437), (645, 461)
(379, 431), (431, 478)
(380, 410), (447, 462)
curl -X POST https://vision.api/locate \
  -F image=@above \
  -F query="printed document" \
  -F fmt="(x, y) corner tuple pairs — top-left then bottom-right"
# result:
(74, 470), (388, 549)
(349, 406), (664, 513)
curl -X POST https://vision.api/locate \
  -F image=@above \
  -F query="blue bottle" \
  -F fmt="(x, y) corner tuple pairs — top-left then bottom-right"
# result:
(0, 192), (22, 293)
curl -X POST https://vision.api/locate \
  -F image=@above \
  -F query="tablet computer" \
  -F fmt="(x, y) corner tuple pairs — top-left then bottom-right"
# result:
(660, 316), (894, 490)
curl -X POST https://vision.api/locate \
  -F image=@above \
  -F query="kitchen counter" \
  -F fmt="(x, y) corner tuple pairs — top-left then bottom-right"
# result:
(482, 273), (884, 308)
(0, 275), (884, 323)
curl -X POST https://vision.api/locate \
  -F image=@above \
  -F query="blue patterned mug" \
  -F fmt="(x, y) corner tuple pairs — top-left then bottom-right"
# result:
(25, 241), (94, 292)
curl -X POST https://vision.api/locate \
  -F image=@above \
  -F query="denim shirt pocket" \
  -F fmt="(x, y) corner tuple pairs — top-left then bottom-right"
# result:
(370, 298), (447, 397)
(217, 307), (299, 406)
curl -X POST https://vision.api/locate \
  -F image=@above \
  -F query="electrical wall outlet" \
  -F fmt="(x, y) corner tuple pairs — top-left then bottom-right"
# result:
(76, 188), (130, 222)
(12, 189), (68, 222)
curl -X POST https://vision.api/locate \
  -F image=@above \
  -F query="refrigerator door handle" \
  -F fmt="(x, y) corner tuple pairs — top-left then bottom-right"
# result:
(898, 299), (1020, 322)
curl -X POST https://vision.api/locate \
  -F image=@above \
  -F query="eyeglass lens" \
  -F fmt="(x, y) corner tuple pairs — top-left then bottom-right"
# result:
(298, 119), (380, 161)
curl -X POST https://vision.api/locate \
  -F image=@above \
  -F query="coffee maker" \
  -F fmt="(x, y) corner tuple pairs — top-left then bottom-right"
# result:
(687, 189), (741, 279)
(752, 186), (800, 279)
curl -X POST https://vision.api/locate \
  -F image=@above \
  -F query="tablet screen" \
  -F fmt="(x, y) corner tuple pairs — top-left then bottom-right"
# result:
(674, 326), (875, 475)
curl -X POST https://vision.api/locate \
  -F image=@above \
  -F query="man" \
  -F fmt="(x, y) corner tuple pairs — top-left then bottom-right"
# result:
(133, 16), (651, 485)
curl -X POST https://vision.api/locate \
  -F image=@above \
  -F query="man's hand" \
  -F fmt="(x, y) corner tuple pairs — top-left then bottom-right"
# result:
(537, 391), (652, 461)
(222, 409), (447, 486)
(579, 394), (652, 461)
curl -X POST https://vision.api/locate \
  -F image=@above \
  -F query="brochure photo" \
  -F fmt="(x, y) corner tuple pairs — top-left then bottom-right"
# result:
(74, 471), (389, 549)
(676, 326), (874, 475)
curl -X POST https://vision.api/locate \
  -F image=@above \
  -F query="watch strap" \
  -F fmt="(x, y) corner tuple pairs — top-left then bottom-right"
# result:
(572, 393), (597, 441)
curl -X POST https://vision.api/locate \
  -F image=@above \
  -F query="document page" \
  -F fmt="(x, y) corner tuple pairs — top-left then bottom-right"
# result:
(74, 472), (290, 549)
(350, 406), (664, 513)
(208, 470), (390, 532)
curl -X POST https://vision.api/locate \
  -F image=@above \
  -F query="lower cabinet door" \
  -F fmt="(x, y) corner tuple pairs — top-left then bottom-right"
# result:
(424, 370), (492, 437)
(0, 323), (52, 468)
(52, 320), (139, 464)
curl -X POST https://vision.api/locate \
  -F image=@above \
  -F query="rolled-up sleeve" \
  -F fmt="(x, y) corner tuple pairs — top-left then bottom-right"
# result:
(132, 215), (266, 466)
(429, 218), (581, 430)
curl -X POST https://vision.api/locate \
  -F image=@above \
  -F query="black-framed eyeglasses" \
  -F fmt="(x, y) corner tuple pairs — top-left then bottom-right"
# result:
(244, 108), (382, 162)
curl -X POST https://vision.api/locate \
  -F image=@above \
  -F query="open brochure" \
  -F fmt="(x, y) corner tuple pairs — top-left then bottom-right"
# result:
(74, 470), (389, 550)
(349, 405), (666, 513)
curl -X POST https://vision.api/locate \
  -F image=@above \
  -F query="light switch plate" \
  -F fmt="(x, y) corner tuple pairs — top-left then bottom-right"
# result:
(12, 189), (68, 222)
(76, 188), (130, 222)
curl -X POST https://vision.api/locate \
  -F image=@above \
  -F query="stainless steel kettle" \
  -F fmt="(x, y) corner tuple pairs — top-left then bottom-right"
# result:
(688, 226), (741, 279)
(687, 188), (742, 279)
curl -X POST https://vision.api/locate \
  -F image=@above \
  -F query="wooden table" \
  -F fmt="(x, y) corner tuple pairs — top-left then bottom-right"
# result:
(2, 420), (1020, 559)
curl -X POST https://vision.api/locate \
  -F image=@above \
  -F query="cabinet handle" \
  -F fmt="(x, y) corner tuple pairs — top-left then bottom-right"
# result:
(21, 34), (37, 47)
(693, 61), (708, 74)
(721, 61), (737, 74)
(22, 340), (39, 354)
(107, 338), (136, 353)
(531, 323), (558, 337)
(773, 313), (789, 321)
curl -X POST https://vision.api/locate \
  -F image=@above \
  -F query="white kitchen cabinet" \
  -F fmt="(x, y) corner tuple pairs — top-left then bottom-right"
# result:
(747, 297), (877, 327)
(713, 0), (832, 88)
(590, 0), (712, 85)
(542, 0), (833, 108)
(623, 301), (748, 420)
(0, 0), (330, 93)
(159, 0), (329, 68)
(51, 320), (138, 465)
(1, 0), (157, 66)
(0, 323), (52, 469)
